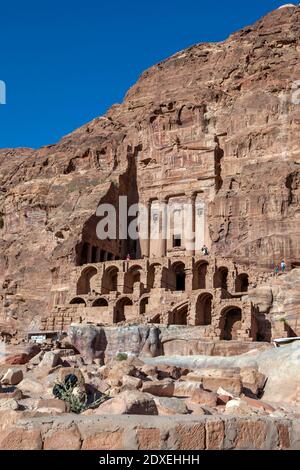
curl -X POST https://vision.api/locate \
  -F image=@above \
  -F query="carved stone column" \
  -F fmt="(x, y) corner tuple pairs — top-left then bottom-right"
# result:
(159, 197), (168, 258)
(185, 192), (196, 256)
(139, 200), (151, 259)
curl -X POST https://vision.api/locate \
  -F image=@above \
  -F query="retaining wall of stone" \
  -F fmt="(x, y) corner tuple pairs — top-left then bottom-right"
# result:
(0, 413), (299, 450)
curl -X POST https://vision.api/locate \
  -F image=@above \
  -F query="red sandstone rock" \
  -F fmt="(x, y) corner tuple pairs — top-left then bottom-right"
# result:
(189, 388), (218, 406)
(141, 379), (174, 397)
(1, 367), (23, 385)
(1, 344), (40, 365)
(154, 396), (189, 415)
(95, 390), (158, 415)
(0, 7), (299, 340)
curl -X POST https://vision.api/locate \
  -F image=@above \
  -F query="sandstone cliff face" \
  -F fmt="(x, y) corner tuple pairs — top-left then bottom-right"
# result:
(0, 6), (299, 332)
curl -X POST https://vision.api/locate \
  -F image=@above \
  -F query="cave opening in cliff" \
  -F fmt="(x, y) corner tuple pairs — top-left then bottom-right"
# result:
(219, 306), (242, 340)
(195, 293), (212, 325)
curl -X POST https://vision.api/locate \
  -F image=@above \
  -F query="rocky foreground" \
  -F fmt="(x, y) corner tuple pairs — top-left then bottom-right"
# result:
(0, 333), (299, 450)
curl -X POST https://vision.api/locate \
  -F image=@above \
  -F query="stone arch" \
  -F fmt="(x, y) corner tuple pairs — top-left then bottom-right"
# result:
(114, 297), (133, 323)
(124, 265), (143, 294)
(77, 266), (98, 295)
(193, 261), (209, 289)
(69, 297), (86, 306)
(147, 263), (168, 289)
(235, 273), (249, 292)
(147, 263), (161, 289)
(213, 266), (228, 290)
(150, 314), (161, 324)
(170, 261), (186, 291)
(195, 293), (213, 325)
(169, 303), (188, 325)
(219, 306), (242, 340)
(168, 301), (189, 325)
(102, 266), (119, 293)
(140, 296), (149, 315)
(92, 298), (109, 307)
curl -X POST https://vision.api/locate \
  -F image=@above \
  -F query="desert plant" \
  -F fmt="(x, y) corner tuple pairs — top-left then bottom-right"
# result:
(0, 213), (4, 229)
(279, 317), (287, 323)
(53, 376), (108, 414)
(116, 352), (128, 361)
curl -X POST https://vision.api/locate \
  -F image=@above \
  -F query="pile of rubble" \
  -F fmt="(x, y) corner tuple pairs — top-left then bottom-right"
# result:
(1, 337), (299, 423)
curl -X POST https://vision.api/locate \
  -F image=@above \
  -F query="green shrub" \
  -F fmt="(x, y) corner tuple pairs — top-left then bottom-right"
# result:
(53, 380), (107, 414)
(0, 213), (4, 229)
(116, 352), (128, 361)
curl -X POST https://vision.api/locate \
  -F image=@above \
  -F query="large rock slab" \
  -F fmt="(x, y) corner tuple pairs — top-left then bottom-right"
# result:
(68, 324), (162, 362)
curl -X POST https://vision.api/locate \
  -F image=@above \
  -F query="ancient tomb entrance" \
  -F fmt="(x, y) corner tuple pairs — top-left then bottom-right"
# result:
(213, 266), (228, 290)
(92, 298), (108, 307)
(140, 296), (149, 315)
(77, 266), (98, 295)
(219, 306), (242, 340)
(235, 273), (249, 293)
(102, 266), (118, 293)
(69, 297), (86, 306)
(193, 261), (208, 290)
(124, 265), (142, 293)
(114, 297), (133, 323)
(195, 293), (212, 325)
(171, 262), (186, 291)
(169, 303), (188, 325)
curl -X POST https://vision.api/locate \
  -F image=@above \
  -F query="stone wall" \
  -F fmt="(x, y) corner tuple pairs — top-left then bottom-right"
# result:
(0, 413), (298, 450)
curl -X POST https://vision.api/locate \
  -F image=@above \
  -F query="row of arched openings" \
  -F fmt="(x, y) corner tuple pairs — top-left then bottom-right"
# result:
(76, 263), (249, 296)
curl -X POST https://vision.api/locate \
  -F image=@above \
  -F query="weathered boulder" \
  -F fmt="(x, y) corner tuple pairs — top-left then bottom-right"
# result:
(95, 391), (158, 415)
(0, 344), (40, 365)
(17, 378), (45, 396)
(184, 368), (242, 396)
(68, 324), (161, 362)
(121, 375), (142, 391)
(39, 351), (61, 368)
(0, 398), (19, 411)
(189, 389), (218, 407)
(154, 396), (189, 415)
(1, 368), (23, 386)
(36, 399), (68, 414)
(141, 379), (174, 397)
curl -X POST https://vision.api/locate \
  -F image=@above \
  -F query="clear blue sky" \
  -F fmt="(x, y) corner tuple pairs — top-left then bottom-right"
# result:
(0, 0), (286, 149)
